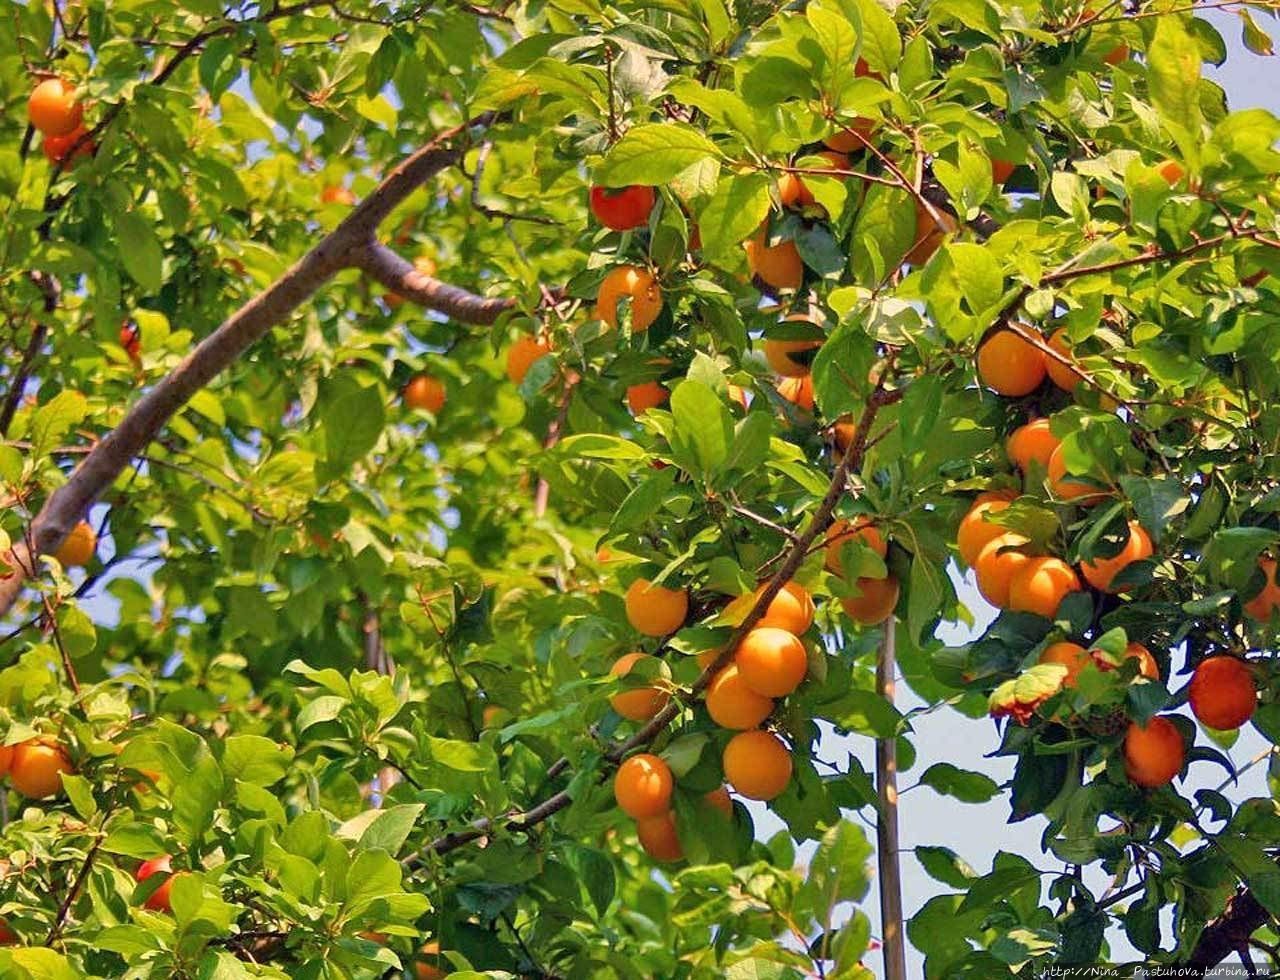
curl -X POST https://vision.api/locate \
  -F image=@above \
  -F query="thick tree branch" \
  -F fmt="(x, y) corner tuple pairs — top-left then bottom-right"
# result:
(353, 242), (515, 324)
(1184, 885), (1270, 973)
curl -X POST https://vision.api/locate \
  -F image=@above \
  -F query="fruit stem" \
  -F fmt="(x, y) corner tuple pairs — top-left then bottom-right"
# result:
(875, 617), (908, 980)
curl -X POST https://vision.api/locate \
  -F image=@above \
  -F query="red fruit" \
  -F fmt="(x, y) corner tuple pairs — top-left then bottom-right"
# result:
(43, 125), (94, 165)
(119, 322), (141, 358)
(589, 185), (656, 231)
(137, 854), (176, 912)
(1188, 656), (1257, 731)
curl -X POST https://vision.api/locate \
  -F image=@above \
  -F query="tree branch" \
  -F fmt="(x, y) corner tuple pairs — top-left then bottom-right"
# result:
(875, 619), (907, 980)
(353, 241), (515, 324)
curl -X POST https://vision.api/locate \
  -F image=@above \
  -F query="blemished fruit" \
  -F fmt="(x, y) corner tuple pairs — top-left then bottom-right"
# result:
(624, 578), (688, 636)
(1037, 641), (1091, 688)
(403, 374), (446, 413)
(777, 172), (814, 209)
(754, 580), (815, 636)
(745, 228), (804, 290)
(1242, 558), (1280, 621)
(957, 499), (1012, 568)
(43, 125), (93, 165)
(54, 520), (96, 567)
(595, 265), (663, 331)
(506, 335), (551, 384)
(705, 664), (774, 729)
(636, 811), (683, 861)
(1188, 656), (1257, 730)
(10, 738), (73, 798)
(1123, 716), (1184, 788)
(905, 203), (958, 266)
(734, 627), (808, 698)
(991, 158), (1017, 184)
(589, 184), (656, 231)
(974, 533), (1033, 608)
(1080, 520), (1153, 592)
(320, 184), (356, 205)
(28, 78), (83, 136)
(1008, 557), (1081, 619)
(722, 729), (792, 801)
(137, 855), (176, 912)
(626, 381), (669, 415)
(704, 785), (733, 818)
(609, 652), (671, 722)
(1045, 329), (1084, 392)
(1006, 419), (1060, 473)
(977, 331), (1046, 396)
(1047, 444), (1107, 504)
(826, 517), (887, 573)
(1092, 642), (1160, 680)
(764, 333), (822, 377)
(777, 374), (815, 410)
(614, 753), (674, 818)
(840, 575), (899, 626)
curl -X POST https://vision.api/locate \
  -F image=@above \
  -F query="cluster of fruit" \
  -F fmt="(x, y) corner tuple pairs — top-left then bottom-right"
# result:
(28, 77), (94, 165)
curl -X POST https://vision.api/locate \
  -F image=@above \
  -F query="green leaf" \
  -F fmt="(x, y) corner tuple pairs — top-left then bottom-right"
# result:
(1147, 17), (1204, 146)
(561, 843), (616, 917)
(298, 694), (348, 731)
(917, 762), (1000, 803)
(697, 173), (771, 262)
(597, 124), (722, 187)
(853, 0), (902, 72)
(916, 845), (978, 888)
(322, 374), (386, 466)
(427, 735), (496, 772)
(850, 184), (915, 284)
(811, 318), (875, 419)
(356, 804), (426, 855)
(220, 735), (293, 786)
(29, 390), (88, 459)
(112, 211), (165, 293)
(669, 379), (734, 479)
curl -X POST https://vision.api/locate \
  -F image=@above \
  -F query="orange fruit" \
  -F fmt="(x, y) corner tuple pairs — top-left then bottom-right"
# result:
(55, 520), (96, 567)
(824, 120), (876, 153)
(506, 336), (552, 385)
(722, 729), (792, 801)
(1047, 444), (1108, 504)
(1242, 558), (1280, 621)
(977, 331), (1046, 396)
(414, 942), (445, 980)
(905, 203), (958, 266)
(1037, 641), (1091, 688)
(974, 533), (1032, 608)
(1158, 161), (1184, 185)
(1123, 716), (1184, 788)
(636, 811), (683, 861)
(734, 627), (808, 697)
(1188, 656), (1256, 730)
(137, 854), (177, 913)
(42, 125), (93, 165)
(696, 648), (722, 672)
(704, 785), (733, 818)
(1006, 419), (1060, 473)
(777, 374), (814, 410)
(28, 78), (83, 136)
(840, 575), (899, 626)
(595, 265), (663, 331)
(957, 499), (1012, 568)
(403, 374), (445, 413)
(624, 578), (688, 636)
(764, 337), (821, 378)
(777, 172), (814, 209)
(626, 381), (669, 415)
(705, 664), (774, 729)
(609, 652), (671, 722)
(754, 580), (815, 635)
(1104, 42), (1130, 65)
(1007, 557), (1081, 619)
(0, 743), (12, 776)
(320, 184), (356, 205)
(482, 705), (504, 728)
(1045, 328), (1084, 392)
(826, 517), (887, 573)
(745, 229), (804, 290)
(1092, 642), (1160, 680)
(815, 149), (851, 170)
(974, 488), (1018, 506)
(1079, 520), (1153, 592)
(991, 158), (1017, 184)
(613, 753), (674, 818)
(9, 738), (73, 799)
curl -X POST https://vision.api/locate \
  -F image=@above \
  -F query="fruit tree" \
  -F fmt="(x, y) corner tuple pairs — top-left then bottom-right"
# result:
(1, 0), (1280, 977)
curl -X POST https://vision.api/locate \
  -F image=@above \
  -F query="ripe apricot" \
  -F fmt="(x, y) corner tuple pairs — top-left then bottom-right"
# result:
(320, 184), (356, 205)
(636, 811), (683, 861)
(28, 78), (82, 137)
(745, 229), (804, 291)
(777, 374), (814, 410)
(595, 265), (663, 331)
(1123, 716), (1184, 788)
(840, 575), (899, 626)
(589, 184), (656, 231)
(1047, 444), (1107, 504)
(826, 516), (887, 573)
(722, 729), (792, 801)
(734, 627), (807, 697)
(777, 172), (814, 209)
(1092, 642), (1160, 680)
(815, 149), (851, 171)
(55, 520), (95, 567)
(613, 753), (674, 818)
(1157, 160), (1184, 186)
(704, 785), (733, 818)
(10, 738), (73, 798)
(705, 664), (774, 729)
(764, 335), (821, 377)
(1037, 641), (1090, 688)
(754, 580), (815, 636)
(414, 943), (445, 980)
(974, 488), (1018, 506)
(137, 854), (176, 913)
(506, 336), (551, 385)
(957, 499), (1012, 569)
(626, 381), (669, 415)
(824, 119), (876, 153)
(43, 125), (93, 165)
(609, 652), (671, 722)
(1188, 655), (1256, 730)
(991, 158), (1017, 185)
(1104, 42), (1130, 65)
(0, 743), (12, 776)
(905, 203), (958, 266)
(1080, 520), (1153, 592)
(624, 578), (688, 636)
(974, 533), (1032, 607)
(403, 374), (445, 413)
(1006, 419), (1060, 473)
(977, 331), (1046, 396)
(1045, 328), (1084, 392)
(1008, 557), (1081, 619)
(1242, 558), (1280, 621)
